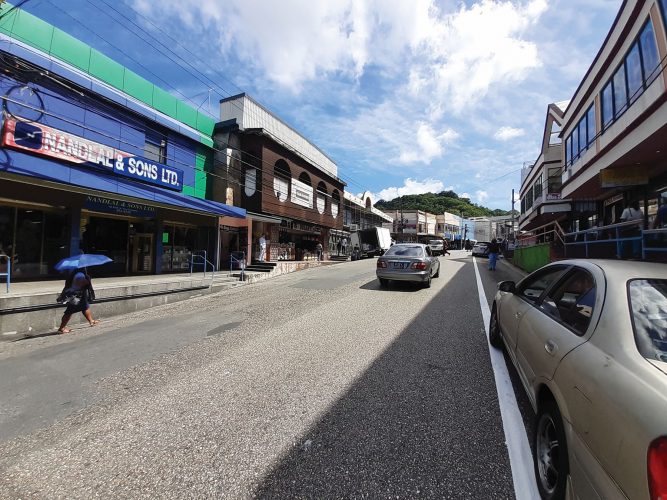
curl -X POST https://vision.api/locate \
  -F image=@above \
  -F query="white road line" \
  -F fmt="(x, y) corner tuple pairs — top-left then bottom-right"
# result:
(473, 257), (540, 500)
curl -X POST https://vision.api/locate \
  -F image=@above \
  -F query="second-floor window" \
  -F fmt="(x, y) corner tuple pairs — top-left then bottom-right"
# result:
(601, 19), (661, 131)
(145, 131), (166, 164)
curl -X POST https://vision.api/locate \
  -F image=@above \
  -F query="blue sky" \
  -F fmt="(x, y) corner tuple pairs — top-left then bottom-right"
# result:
(24, 0), (621, 210)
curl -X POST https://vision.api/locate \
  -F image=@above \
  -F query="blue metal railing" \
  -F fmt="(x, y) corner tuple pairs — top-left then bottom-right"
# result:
(190, 250), (216, 279)
(563, 220), (644, 259)
(642, 228), (667, 259)
(0, 254), (9, 293)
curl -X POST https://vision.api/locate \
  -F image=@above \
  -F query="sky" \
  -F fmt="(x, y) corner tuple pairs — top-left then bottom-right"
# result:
(23, 0), (622, 210)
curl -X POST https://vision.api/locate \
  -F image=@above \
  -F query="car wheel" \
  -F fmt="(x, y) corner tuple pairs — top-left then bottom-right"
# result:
(489, 304), (502, 348)
(379, 278), (389, 288)
(534, 400), (569, 500)
(424, 274), (432, 288)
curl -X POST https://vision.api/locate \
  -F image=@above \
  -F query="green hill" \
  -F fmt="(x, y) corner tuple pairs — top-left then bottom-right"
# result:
(374, 190), (512, 217)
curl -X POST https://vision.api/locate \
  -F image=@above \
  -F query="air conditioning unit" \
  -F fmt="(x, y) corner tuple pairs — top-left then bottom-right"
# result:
(350, 224), (359, 232)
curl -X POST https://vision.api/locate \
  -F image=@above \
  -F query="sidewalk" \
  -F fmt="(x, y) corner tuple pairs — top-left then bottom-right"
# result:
(1, 260), (340, 338)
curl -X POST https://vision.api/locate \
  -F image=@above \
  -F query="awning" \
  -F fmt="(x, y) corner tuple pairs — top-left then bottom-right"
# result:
(1, 151), (246, 218)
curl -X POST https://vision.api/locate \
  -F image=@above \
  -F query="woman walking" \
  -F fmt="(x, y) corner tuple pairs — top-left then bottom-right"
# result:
(487, 239), (500, 271)
(57, 270), (99, 334)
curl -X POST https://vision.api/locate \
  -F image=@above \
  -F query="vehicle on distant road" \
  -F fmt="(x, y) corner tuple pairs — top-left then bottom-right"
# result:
(376, 243), (440, 288)
(471, 241), (490, 257)
(350, 227), (392, 258)
(489, 259), (667, 500)
(428, 239), (444, 256)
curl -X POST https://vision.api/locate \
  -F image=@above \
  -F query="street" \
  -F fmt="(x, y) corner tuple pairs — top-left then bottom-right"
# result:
(0, 252), (533, 499)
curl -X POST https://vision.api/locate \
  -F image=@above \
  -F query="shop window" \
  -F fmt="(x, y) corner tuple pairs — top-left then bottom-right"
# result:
(612, 65), (628, 118)
(162, 224), (197, 272)
(145, 131), (166, 163)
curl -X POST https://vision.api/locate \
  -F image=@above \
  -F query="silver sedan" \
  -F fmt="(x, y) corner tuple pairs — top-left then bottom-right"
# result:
(376, 243), (440, 288)
(489, 259), (667, 500)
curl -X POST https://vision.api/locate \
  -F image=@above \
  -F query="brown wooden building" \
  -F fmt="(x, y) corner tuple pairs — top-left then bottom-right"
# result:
(213, 94), (345, 264)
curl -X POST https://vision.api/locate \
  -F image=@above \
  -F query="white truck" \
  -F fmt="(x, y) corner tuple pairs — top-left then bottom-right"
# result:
(350, 227), (392, 258)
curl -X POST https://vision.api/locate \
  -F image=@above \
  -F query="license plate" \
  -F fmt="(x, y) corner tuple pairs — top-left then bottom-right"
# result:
(391, 261), (408, 269)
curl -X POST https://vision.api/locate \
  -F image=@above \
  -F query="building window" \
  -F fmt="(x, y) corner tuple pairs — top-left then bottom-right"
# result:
(601, 82), (614, 130)
(571, 123), (579, 161)
(612, 65), (627, 118)
(639, 20), (660, 85)
(331, 190), (340, 219)
(534, 173), (543, 200)
(548, 167), (561, 193)
(599, 18), (662, 132)
(661, 0), (667, 29)
(577, 118), (586, 155)
(145, 131), (166, 163)
(565, 136), (571, 166)
(586, 104), (595, 147)
(316, 182), (327, 215)
(626, 42), (643, 104)
(273, 160), (291, 202)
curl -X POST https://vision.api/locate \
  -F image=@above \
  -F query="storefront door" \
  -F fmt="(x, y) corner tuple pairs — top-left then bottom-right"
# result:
(130, 233), (154, 273)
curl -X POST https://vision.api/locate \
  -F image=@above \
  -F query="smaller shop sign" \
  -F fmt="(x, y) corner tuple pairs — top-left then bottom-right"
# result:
(291, 178), (313, 209)
(545, 193), (561, 200)
(600, 168), (648, 188)
(85, 195), (156, 218)
(2, 118), (184, 191)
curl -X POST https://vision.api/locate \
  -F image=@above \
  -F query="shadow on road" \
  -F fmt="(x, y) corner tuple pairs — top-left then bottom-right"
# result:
(254, 263), (515, 498)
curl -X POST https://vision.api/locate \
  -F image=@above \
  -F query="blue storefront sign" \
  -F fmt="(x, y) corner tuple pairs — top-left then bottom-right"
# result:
(2, 118), (184, 191)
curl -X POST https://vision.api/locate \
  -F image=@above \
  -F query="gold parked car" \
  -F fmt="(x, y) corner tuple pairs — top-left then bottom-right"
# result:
(489, 259), (667, 500)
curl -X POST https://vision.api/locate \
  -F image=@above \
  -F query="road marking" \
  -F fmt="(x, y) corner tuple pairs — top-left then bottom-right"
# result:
(473, 257), (540, 500)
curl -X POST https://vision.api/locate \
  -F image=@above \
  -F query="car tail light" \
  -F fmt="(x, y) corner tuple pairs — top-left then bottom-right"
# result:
(649, 437), (667, 500)
(377, 260), (387, 268)
(411, 262), (427, 270)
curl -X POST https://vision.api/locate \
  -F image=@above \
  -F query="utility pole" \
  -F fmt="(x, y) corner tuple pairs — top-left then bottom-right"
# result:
(510, 188), (516, 242)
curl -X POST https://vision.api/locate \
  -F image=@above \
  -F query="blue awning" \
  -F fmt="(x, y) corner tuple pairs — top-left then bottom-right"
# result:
(2, 150), (246, 218)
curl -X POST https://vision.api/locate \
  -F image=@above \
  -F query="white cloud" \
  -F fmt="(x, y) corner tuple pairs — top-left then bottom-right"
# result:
(494, 126), (525, 141)
(476, 190), (489, 203)
(398, 123), (459, 164)
(374, 178), (445, 201)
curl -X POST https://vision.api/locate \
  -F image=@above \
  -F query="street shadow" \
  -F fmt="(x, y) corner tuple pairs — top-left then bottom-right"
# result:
(254, 264), (516, 498)
(358, 279), (426, 292)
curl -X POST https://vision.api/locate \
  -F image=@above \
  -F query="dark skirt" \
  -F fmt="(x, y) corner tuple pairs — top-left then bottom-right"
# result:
(64, 298), (89, 315)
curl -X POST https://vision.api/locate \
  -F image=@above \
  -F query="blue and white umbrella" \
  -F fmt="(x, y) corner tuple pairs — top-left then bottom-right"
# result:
(54, 253), (113, 272)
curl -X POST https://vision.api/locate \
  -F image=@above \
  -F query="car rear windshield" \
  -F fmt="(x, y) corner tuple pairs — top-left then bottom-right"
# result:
(429, 240), (442, 245)
(628, 279), (667, 363)
(384, 245), (424, 257)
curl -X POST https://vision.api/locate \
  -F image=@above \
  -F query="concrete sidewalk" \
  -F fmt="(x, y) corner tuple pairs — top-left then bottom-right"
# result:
(1, 260), (340, 338)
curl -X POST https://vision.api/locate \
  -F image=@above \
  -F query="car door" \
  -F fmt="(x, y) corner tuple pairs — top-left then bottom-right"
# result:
(425, 246), (436, 275)
(498, 265), (569, 352)
(514, 268), (597, 388)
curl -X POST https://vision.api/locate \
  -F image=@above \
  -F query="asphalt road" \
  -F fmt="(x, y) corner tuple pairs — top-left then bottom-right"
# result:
(0, 250), (531, 499)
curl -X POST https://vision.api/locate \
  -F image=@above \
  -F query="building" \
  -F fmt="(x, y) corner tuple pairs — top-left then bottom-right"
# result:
(215, 94), (345, 262)
(343, 190), (393, 234)
(0, 6), (244, 280)
(518, 102), (570, 236)
(517, 0), (667, 268)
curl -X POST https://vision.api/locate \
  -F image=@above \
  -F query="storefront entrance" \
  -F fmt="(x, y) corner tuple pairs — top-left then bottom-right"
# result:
(130, 233), (154, 273)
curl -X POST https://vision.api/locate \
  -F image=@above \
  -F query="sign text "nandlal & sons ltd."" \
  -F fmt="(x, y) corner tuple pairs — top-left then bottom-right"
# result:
(2, 118), (184, 191)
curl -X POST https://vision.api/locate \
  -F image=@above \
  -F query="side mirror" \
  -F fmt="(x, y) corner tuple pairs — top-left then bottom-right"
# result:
(497, 281), (516, 293)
